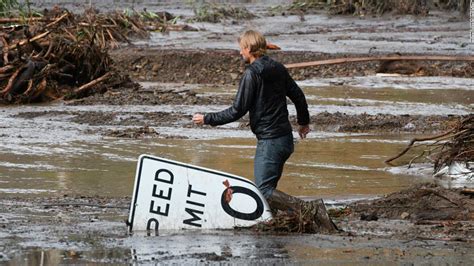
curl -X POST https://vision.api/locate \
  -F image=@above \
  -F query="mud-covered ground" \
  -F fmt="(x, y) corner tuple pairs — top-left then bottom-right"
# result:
(0, 183), (472, 264)
(111, 49), (474, 85)
(12, 92), (465, 138)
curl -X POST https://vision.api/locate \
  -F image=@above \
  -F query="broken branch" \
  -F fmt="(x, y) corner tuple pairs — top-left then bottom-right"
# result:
(385, 130), (456, 165)
(74, 72), (112, 95)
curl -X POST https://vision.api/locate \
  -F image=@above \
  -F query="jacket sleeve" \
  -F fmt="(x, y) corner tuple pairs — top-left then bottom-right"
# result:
(204, 69), (258, 126)
(286, 72), (310, 125)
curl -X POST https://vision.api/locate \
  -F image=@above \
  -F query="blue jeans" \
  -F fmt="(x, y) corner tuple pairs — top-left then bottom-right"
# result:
(254, 133), (294, 199)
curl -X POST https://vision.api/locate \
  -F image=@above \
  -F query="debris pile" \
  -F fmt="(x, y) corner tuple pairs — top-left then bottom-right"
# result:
(0, 8), (198, 104)
(253, 199), (339, 234)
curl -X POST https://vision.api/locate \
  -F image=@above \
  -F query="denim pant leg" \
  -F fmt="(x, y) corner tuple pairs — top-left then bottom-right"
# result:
(254, 133), (294, 199)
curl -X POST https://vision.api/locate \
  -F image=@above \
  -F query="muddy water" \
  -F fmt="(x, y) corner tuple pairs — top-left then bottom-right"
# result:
(1, 76), (472, 264)
(1, 76), (471, 199)
(0, 135), (431, 199)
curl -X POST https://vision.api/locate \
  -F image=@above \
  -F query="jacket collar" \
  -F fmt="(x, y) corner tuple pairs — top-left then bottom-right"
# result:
(250, 55), (270, 73)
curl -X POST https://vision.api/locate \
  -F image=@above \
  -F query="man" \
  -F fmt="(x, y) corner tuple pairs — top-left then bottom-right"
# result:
(192, 31), (337, 232)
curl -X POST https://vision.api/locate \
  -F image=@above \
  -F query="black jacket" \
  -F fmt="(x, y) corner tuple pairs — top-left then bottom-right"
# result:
(204, 56), (310, 139)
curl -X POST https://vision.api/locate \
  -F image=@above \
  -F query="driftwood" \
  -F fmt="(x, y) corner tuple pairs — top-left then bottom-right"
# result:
(0, 11), (130, 103)
(284, 55), (474, 69)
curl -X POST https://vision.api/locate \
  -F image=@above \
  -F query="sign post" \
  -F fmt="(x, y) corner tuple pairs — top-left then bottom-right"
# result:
(128, 155), (272, 231)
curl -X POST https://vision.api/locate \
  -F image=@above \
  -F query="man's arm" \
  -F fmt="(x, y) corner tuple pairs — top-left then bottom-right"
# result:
(195, 69), (258, 126)
(286, 72), (310, 139)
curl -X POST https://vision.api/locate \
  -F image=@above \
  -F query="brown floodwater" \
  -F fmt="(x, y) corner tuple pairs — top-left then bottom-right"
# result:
(0, 75), (472, 265)
(1, 75), (471, 200)
(0, 133), (436, 201)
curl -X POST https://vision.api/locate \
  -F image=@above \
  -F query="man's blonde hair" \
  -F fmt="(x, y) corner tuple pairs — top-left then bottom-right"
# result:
(238, 30), (267, 57)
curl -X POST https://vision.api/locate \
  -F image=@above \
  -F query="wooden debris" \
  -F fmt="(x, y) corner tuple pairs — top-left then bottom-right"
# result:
(74, 72), (112, 95)
(0, 7), (197, 104)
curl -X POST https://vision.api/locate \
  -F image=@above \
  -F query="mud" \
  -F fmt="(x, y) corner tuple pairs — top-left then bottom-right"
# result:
(111, 49), (474, 85)
(67, 84), (229, 106)
(10, 105), (463, 138)
(348, 183), (474, 222)
(1, 184), (473, 264)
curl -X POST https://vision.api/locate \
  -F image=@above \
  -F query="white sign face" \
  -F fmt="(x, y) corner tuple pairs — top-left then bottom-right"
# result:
(128, 155), (273, 231)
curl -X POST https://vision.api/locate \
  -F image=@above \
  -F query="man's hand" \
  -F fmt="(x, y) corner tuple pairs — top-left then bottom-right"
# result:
(192, 113), (205, 125)
(298, 124), (310, 139)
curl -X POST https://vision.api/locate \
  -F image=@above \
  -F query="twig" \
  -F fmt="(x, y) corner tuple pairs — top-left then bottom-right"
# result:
(461, 189), (474, 195)
(385, 130), (456, 165)
(0, 65), (14, 74)
(45, 12), (70, 28)
(74, 72), (112, 94)
(8, 31), (51, 50)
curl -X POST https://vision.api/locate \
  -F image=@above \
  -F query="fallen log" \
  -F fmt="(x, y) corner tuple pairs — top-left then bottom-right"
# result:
(284, 55), (474, 69)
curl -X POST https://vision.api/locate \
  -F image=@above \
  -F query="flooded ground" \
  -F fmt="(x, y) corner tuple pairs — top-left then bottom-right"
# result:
(1, 2), (473, 264)
(1, 76), (471, 198)
(1, 74), (472, 263)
